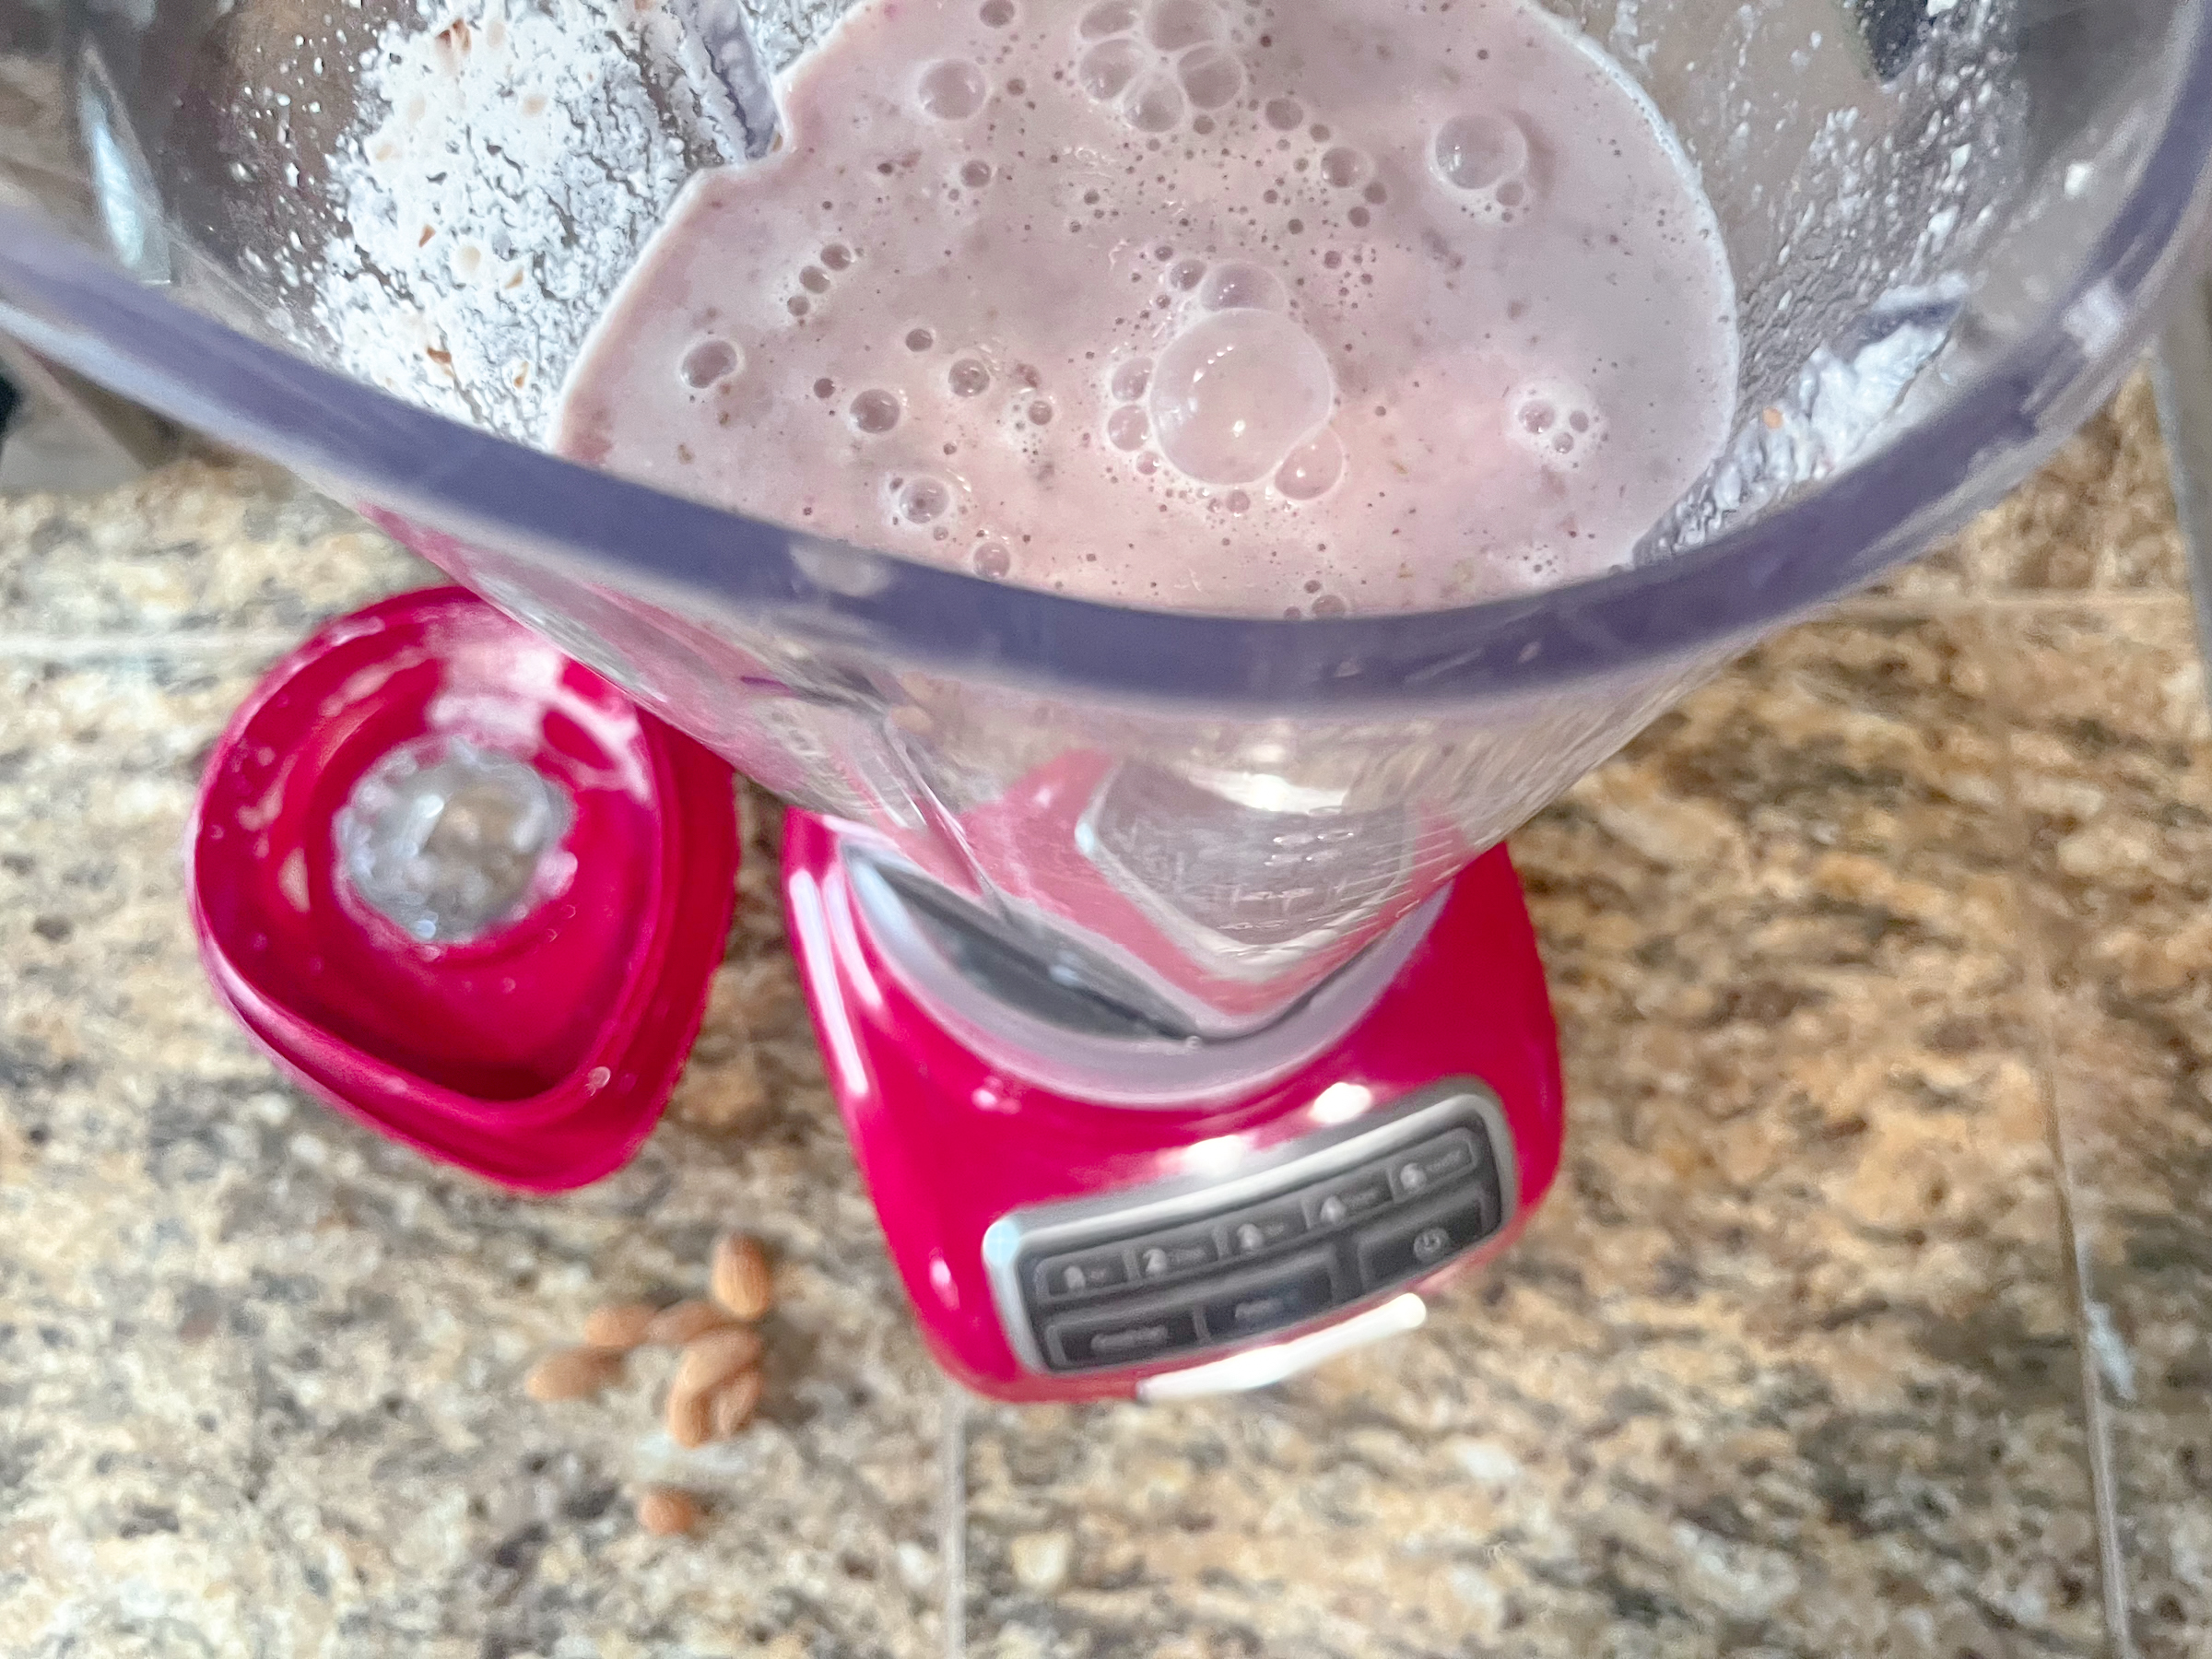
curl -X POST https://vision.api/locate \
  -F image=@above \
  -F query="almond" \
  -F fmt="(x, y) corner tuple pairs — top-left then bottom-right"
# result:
(675, 1325), (765, 1396)
(581, 1300), (657, 1351)
(709, 1368), (764, 1440)
(636, 1485), (701, 1536)
(710, 1232), (774, 1322)
(646, 1298), (735, 1347)
(524, 1346), (623, 1403)
(665, 1381), (713, 1449)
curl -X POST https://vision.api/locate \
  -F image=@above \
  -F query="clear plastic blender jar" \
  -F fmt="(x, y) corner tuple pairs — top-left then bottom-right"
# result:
(0, 0), (2206, 1055)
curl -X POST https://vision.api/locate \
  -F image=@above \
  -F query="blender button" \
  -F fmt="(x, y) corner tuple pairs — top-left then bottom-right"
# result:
(1197, 1253), (1339, 1343)
(1391, 1133), (1481, 1198)
(1226, 1201), (1303, 1256)
(1404, 1131), (1482, 1187)
(1305, 1167), (1393, 1230)
(1033, 1248), (1133, 1301)
(1356, 1186), (1497, 1291)
(1045, 1304), (1202, 1370)
(1135, 1230), (1218, 1279)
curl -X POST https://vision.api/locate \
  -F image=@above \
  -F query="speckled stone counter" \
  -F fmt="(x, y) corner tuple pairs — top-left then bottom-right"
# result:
(0, 380), (2206, 1659)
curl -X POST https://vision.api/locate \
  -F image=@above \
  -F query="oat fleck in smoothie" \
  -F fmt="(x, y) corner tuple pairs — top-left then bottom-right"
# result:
(553, 0), (1738, 616)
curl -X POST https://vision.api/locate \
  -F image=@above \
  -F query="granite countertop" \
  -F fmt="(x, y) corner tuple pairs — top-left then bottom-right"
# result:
(0, 375), (2206, 1659)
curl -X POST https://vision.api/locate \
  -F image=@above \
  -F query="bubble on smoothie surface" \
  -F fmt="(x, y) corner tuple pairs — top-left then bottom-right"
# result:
(1175, 43), (1243, 109)
(1506, 381), (1606, 467)
(678, 338), (740, 388)
(1078, 38), (1146, 99)
(1274, 426), (1345, 499)
(1198, 261), (1287, 312)
(948, 358), (992, 396)
(1433, 111), (1532, 217)
(896, 475), (953, 523)
(1124, 73), (1185, 132)
(916, 59), (989, 120)
(1106, 404), (1150, 449)
(1318, 146), (1369, 187)
(851, 387), (902, 432)
(1079, 0), (1139, 37)
(1148, 309), (1335, 486)
(1146, 0), (1219, 49)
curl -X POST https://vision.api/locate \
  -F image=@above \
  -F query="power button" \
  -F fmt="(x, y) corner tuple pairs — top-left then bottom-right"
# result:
(1354, 1182), (1499, 1290)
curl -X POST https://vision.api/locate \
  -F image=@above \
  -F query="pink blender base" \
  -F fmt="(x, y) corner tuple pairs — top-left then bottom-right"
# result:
(783, 811), (1565, 1404)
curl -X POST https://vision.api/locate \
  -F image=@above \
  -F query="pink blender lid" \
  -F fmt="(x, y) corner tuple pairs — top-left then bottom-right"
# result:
(187, 587), (740, 1191)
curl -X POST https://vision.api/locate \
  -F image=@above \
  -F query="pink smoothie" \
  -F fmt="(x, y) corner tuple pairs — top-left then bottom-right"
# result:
(553, 0), (1738, 616)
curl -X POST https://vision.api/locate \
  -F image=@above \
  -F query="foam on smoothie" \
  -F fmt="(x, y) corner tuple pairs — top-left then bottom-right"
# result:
(553, 0), (1739, 616)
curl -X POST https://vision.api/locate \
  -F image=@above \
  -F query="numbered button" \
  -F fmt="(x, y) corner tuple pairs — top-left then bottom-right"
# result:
(1394, 1130), (1482, 1194)
(1304, 1166), (1394, 1230)
(1135, 1228), (1219, 1281)
(1032, 1248), (1132, 1301)
(1390, 1135), (1480, 1197)
(1223, 1200), (1304, 1257)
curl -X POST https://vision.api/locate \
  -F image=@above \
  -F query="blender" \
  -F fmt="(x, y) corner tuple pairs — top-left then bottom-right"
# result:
(0, 0), (2204, 1403)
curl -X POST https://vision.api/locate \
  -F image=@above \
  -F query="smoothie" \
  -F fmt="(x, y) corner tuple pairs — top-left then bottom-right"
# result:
(553, 0), (1738, 616)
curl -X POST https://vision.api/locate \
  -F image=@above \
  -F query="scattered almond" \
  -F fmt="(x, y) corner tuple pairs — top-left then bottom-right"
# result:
(675, 1325), (765, 1396)
(528, 1227), (791, 1501)
(646, 1299), (735, 1347)
(637, 1486), (701, 1536)
(524, 1346), (623, 1403)
(665, 1381), (713, 1449)
(709, 1369), (763, 1440)
(581, 1300), (658, 1351)
(710, 1232), (773, 1322)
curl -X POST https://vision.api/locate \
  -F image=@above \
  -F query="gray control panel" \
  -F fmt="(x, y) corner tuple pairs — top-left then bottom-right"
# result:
(981, 1084), (1515, 1375)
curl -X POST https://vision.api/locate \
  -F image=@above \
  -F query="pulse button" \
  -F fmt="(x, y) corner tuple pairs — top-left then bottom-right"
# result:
(1198, 1253), (1337, 1342)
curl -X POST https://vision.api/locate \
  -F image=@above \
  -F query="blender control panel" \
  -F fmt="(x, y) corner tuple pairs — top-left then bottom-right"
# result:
(981, 1085), (1516, 1375)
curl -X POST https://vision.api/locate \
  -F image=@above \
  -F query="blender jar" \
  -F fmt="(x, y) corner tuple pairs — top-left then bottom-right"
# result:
(0, 0), (2205, 1058)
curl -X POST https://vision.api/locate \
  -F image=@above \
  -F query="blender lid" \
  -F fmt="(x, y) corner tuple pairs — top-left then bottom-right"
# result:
(187, 587), (740, 1191)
